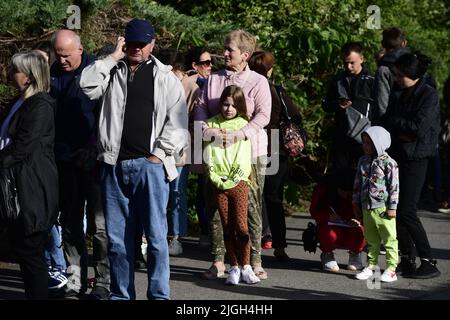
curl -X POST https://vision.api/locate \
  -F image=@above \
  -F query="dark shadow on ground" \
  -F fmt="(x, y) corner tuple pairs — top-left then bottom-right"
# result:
(379, 283), (450, 300)
(0, 268), (24, 300)
(166, 239), (213, 265)
(0, 288), (25, 300)
(169, 264), (362, 300)
(430, 247), (450, 261)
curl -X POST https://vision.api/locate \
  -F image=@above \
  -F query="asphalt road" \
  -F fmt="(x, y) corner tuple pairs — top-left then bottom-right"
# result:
(1, 207), (449, 301)
(165, 209), (450, 301)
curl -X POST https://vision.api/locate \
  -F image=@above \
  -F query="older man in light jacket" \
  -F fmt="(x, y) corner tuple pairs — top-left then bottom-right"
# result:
(80, 19), (188, 300)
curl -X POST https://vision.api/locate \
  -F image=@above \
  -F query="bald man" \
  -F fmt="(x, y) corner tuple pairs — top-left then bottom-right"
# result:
(49, 30), (110, 300)
(53, 30), (83, 72)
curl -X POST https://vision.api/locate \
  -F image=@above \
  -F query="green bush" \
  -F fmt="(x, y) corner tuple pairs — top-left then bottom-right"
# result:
(164, 1), (448, 119)
(128, 0), (235, 49)
(158, 0), (449, 207)
(0, 0), (70, 34)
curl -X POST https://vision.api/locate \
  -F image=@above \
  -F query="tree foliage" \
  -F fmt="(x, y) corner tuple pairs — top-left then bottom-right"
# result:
(0, 0), (449, 205)
(161, 0), (449, 149)
(160, 0), (449, 203)
(0, 0), (70, 34)
(127, 0), (235, 49)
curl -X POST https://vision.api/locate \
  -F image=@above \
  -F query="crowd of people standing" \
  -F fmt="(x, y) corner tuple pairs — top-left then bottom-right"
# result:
(0, 18), (447, 300)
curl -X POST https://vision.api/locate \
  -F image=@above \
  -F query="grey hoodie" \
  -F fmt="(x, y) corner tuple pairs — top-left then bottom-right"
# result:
(79, 55), (188, 181)
(373, 47), (410, 119)
(353, 126), (399, 210)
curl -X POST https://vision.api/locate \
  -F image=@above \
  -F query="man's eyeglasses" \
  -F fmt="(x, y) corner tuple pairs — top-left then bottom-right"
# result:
(197, 60), (212, 66)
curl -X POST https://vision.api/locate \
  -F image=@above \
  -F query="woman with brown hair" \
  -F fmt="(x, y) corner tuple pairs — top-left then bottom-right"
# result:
(248, 50), (303, 261)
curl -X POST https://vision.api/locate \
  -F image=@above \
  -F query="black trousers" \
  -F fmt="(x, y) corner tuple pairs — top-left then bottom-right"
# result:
(58, 162), (110, 292)
(263, 155), (289, 249)
(397, 158), (432, 259)
(9, 225), (48, 300)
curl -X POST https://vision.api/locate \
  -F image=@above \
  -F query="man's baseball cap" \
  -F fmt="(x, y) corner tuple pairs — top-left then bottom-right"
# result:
(125, 19), (155, 44)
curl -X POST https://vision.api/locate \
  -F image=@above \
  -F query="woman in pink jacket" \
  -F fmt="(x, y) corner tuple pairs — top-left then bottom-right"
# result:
(193, 29), (271, 280)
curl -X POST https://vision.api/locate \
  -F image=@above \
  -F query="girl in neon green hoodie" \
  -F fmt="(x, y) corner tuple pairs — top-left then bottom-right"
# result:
(204, 85), (260, 285)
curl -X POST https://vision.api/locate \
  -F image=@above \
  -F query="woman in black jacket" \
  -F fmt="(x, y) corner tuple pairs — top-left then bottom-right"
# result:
(0, 51), (59, 299)
(382, 52), (440, 279)
(249, 51), (303, 261)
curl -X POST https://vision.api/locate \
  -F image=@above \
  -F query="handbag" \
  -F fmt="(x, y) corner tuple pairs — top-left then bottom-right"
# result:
(345, 103), (371, 144)
(0, 167), (20, 222)
(302, 222), (318, 253)
(275, 86), (308, 157)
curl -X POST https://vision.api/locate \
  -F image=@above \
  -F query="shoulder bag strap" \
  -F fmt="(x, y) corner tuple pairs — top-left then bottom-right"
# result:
(275, 85), (291, 121)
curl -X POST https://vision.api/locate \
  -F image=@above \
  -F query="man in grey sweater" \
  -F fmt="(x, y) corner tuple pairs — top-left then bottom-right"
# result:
(373, 27), (409, 121)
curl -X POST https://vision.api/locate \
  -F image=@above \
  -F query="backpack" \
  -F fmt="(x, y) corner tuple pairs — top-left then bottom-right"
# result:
(302, 222), (318, 253)
(345, 105), (371, 144)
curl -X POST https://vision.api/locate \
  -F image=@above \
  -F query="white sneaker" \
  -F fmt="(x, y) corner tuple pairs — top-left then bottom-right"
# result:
(320, 252), (339, 272)
(347, 252), (363, 271)
(380, 269), (397, 282)
(141, 238), (148, 262)
(437, 207), (450, 214)
(168, 238), (183, 256)
(241, 265), (260, 284)
(356, 267), (375, 280)
(225, 266), (241, 285)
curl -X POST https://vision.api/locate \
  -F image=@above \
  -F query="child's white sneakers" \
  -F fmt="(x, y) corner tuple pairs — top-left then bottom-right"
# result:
(356, 267), (398, 282)
(380, 269), (397, 282)
(225, 265), (261, 285)
(241, 265), (261, 284)
(356, 267), (374, 280)
(225, 266), (241, 285)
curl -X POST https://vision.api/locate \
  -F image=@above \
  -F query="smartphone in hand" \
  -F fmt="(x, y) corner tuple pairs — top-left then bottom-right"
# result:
(338, 98), (352, 108)
(111, 36), (126, 61)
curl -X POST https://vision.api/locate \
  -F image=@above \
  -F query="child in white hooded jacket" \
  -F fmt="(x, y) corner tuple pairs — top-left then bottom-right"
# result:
(353, 126), (400, 282)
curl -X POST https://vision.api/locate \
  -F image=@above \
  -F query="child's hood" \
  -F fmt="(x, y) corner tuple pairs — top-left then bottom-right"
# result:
(364, 126), (391, 157)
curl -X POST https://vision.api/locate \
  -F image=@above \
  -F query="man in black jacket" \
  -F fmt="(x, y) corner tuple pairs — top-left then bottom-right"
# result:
(322, 42), (375, 171)
(50, 30), (110, 299)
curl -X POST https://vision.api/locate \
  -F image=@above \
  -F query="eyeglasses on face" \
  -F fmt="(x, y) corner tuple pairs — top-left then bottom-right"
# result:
(196, 60), (212, 66)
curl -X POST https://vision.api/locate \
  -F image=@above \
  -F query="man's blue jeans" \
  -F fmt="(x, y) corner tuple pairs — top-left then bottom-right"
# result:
(45, 224), (67, 272)
(168, 166), (189, 237)
(101, 158), (170, 300)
